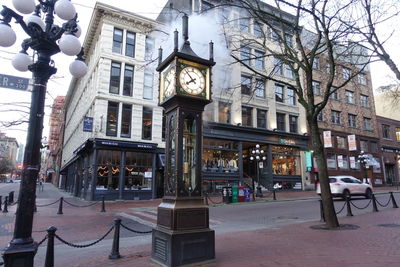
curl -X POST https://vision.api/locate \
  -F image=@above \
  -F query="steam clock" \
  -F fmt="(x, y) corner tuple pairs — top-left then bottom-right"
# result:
(151, 15), (215, 267)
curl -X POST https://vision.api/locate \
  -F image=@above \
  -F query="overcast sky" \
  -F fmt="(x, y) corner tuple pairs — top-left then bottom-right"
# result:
(0, 0), (398, 146)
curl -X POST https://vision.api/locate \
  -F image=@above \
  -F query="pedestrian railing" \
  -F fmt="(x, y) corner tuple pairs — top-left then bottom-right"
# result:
(33, 217), (152, 267)
(320, 192), (399, 222)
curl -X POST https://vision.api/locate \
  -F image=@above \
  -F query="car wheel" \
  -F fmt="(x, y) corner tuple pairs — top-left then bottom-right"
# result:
(365, 188), (373, 199)
(342, 189), (351, 200)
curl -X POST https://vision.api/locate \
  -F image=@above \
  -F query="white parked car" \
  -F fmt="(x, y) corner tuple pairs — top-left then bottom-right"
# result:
(316, 176), (373, 199)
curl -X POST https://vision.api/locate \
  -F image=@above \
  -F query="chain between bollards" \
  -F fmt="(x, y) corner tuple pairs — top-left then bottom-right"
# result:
(345, 196), (353, 217)
(319, 199), (325, 222)
(101, 195), (106, 212)
(45, 226), (57, 267)
(57, 197), (64, 215)
(109, 218), (121, 259)
(390, 192), (398, 208)
(3, 196), (8, 213)
(372, 194), (379, 212)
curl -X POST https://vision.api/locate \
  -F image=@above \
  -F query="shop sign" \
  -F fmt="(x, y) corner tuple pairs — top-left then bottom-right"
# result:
(348, 135), (357, 151)
(99, 140), (157, 149)
(279, 138), (295, 145)
(337, 155), (344, 168)
(323, 131), (332, 148)
(305, 152), (312, 169)
(83, 116), (93, 132)
(349, 156), (356, 169)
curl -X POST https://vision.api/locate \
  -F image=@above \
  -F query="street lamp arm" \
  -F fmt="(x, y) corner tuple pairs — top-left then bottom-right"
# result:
(53, 15), (78, 41)
(0, 5), (30, 34)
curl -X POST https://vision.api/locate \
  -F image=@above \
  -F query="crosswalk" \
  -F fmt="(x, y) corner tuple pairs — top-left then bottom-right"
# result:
(117, 207), (223, 228)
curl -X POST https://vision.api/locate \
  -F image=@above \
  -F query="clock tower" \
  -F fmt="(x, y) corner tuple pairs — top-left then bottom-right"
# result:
(151, 15), (216, 267)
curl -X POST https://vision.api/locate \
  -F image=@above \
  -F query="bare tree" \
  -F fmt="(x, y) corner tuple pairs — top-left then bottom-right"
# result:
(214, 0), (372, 228)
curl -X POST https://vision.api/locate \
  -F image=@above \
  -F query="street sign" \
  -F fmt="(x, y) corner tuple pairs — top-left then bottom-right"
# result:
(0, 73), (30, 91)
(83, 116), (93, 132)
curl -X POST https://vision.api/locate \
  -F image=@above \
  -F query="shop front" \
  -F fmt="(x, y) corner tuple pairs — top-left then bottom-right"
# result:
(60, 138), (163, 200)
(202, 122), (308, 193)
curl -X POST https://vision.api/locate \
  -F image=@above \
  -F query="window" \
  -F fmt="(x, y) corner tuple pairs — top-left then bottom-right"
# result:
(360, 140), (368, 152)
(312, 81), (321, 95)
(342, 67), (351, 79)
(106, 102), (119, 136)
(285, 63), (294, 78)
(112, 28), (123, 54)
(338, 155), (349, 169)
(348, 114), (357, 128)
(257, 109), (267, 129)
(96, 150), (121, 190)
(275, 84), (284, 102)
(287, 88), (296, 105)
(253, 22), (263, 37)
(360, 94), (369, 107)
(240, 46), (251, 65)
(363, 117), (372, 130)
(269, 28), (281, 43)
(336, 136), (346, 149)
(242, 106), (253, 126)
(254, 50), (264, 70)
(145, 37), (154, 60)
(358, 73), (367, 85)
(276, 113), (286, 131)
(142, 107), (152, 140)
(218, 102), (231, 124)
(331, 110), (341, 124)
(329, 87), (339, 100)
(109, 62), (121, 94)
(123, 64), (134, 96)
(239, 17), (250, 32)
(274, 57), (284, 75)
(143, 68), (153, 100)
(124, 152), (153, 190)
(327, 153), (337, 169)
(289, 115), (298, 133)
(382, 124), (391, 139)
(345, 90), (355, 104)
(371, 142), (378, 153)
(121, 104), (132, 138)
(241, 75), (252, 95)
(285, 34), (293, 47)
(317, 112), (324, 122)
(201, 1), (213, 10)
(255, 78), (265, 98)
(125, 32), (136, 57)
(312, 57), (320, 70)
(396, 127), (400, 141)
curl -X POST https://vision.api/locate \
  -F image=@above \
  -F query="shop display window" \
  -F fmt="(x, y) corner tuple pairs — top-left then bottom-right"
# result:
(96, 150), (121, 190)
(203, 139), (239, 173)
(125, 152), (153, 190)
(271, 146), (300, 175)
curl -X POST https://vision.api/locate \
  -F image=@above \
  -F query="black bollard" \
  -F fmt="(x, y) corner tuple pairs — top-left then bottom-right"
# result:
(390, 192), (398, 209)
(319, 199), (325, 222)
(273, 189), (277, 200)
(57, 197), (64, 215)
(372, 194), (379, 212)
(45, 226), (57, 267)
(3, 196), (8, 213)
(101, 195), (106, 212)
(346, 195), (353, 217)
(205, 193), (209, 205)
(109, 218), (121, 259)
(34, 203), (37, 213)
(8, 191), (14, 204)
(0, 196), (2, 211)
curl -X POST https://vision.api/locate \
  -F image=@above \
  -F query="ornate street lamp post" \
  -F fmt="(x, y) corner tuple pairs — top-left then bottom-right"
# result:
(358, 150), (369, 184)
(0, 1), (86, 265)
(250, 144), (266, 198)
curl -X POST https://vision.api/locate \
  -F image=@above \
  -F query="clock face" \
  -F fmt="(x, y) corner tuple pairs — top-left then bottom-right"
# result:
(179, 67), (205, 95)
(164, 68), (176, 98)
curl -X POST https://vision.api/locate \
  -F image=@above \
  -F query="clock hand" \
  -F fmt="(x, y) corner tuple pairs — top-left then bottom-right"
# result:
(186, 77), (197, 85)
(185, 69), (195, 80)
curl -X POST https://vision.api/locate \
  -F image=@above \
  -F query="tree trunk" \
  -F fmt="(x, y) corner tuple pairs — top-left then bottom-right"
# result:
(309, 118), (339, 228)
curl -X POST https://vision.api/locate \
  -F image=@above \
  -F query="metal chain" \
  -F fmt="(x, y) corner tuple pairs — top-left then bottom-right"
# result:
(37, 235), (48, 246)
(120, 222), (153, 234)
(33, 229), (48, 233)
(9, 201), (18, 206)
(62, 199), (99, 208)
(335, 201), (346, 214)
(36, 199), (60, 207)
(54, 225), (114, 248)
(375, 196), (391, 207)
(350, 199), (372, 210)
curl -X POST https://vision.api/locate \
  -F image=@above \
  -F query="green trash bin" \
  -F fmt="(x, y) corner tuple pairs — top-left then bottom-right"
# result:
(232, 186), (238, 203)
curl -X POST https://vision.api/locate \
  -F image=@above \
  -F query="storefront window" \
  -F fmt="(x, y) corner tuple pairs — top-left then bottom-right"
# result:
(125, 151), (152, 190)
(203, 139), (239, 173)
(96, 150), (121, 190)
(271, 146), (300, 175)
(327, 153), (337, 169)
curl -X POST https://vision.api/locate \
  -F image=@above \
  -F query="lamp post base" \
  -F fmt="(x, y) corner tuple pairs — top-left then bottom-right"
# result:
(2, 240), (38, 267)
(256, 186), (263, 197)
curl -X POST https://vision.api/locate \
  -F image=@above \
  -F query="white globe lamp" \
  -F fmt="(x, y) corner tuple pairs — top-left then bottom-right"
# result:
(69, 59), (87, 78)
(24, 14), (46, 32)
(12, 0), (35, 14)
(59, 34), (81, 56)
(0, 24), (17, 47)
(12, 52), (32, 72)
(55, 0), (76, 21)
